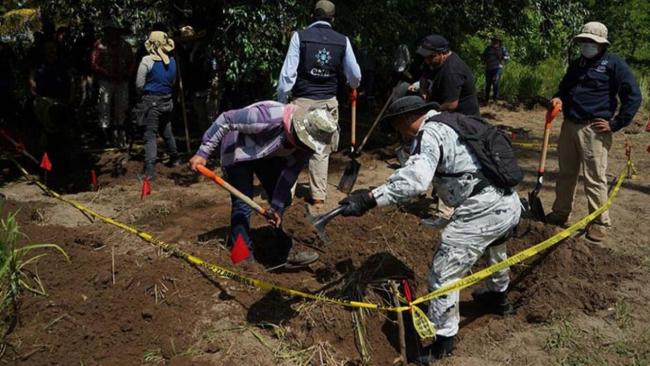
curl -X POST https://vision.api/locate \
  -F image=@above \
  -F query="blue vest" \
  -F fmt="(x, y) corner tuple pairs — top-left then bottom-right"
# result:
(143, 58), (176, 95)
(293, 24), (346, 100)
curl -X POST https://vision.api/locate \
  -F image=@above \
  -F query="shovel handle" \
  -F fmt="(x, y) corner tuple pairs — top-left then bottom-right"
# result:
(538, 104), (561, 174)
(358, 93), (393, 153)
(351, 89), (357, 147)
(196, 165), (267, 216)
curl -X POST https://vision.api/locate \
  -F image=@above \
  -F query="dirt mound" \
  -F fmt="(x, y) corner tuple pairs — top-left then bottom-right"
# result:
(2, 191), (636, 365)
(507, 220), (634, 324)
(1, 221), (219, 365)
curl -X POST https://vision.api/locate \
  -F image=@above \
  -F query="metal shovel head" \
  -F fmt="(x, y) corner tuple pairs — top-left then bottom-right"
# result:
(527, 190), (546, 222)
(393, 44), (411, 73)
(305, 204), (345, 244)
(337, 157), (360, 193)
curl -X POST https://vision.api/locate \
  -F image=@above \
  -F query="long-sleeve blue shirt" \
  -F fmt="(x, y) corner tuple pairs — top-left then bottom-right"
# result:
(556, 51), (641, 132)
(276, 21), (361, 103)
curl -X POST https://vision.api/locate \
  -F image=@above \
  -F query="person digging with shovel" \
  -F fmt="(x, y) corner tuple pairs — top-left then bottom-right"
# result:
(189, 101), (338, 267)
(336, 96), (522, 362)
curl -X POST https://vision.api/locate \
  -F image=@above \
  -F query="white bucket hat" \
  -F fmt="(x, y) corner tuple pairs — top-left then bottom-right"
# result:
(574, 21), (610, 45)
(145, 31), (175, 65)
(292, 108), (337, 154)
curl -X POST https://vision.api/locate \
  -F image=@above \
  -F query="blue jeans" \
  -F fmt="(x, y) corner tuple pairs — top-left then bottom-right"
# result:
(485, 68), (502, 101)
(224, 157), (292, 256)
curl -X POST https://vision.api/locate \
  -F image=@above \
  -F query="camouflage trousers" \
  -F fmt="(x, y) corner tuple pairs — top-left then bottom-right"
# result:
(427, 189), (521, 337)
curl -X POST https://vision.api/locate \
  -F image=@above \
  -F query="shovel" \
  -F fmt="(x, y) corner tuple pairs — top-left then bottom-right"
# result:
(337, 90), (360, 193)
(305, 204), (345, 244)
(527, 104), (561, 221)
(337, 45), (412, 193)
(196, 164), (279, 225)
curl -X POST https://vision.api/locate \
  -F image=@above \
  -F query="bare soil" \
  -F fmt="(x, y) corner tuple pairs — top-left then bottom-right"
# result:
(1, 103), (649, 365)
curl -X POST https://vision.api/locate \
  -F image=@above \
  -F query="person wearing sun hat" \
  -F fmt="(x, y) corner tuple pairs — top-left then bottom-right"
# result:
(189, 101), (338, 266)
(546, 22), (641, 242)
(338, 95), (522, 361)
(134, 30), (180, 181)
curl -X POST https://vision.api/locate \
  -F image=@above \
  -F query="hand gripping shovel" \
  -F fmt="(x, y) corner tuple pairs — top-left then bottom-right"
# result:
(305, 204), (345, 244)
(196, 165), (278, 224)
(528, 104), (561, 221)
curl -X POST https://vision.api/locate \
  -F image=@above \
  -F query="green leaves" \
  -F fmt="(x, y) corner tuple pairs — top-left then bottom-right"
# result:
(1, 210), (70, 340)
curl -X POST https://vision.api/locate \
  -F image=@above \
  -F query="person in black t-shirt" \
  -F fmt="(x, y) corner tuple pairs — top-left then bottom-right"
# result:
(408, 34), (480, 117)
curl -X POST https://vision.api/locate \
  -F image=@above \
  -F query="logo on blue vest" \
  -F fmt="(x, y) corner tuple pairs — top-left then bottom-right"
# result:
(315, 48), (331, 66)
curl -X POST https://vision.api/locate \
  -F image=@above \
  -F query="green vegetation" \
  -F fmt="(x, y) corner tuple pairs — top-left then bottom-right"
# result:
(2, 0), (649, 107)
(0, 210), (69, 341)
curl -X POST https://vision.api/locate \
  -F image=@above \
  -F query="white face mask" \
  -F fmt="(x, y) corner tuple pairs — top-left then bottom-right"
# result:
(579, 42), (600, 59)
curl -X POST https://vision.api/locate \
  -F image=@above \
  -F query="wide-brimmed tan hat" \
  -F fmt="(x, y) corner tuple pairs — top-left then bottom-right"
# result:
(293, 108), (338, 154)
(145, 31), (175, 65)
(574, 21), (610, 45)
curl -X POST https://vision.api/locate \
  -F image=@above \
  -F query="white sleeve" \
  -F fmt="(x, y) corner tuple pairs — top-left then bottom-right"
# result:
(372, 126), (441, 207)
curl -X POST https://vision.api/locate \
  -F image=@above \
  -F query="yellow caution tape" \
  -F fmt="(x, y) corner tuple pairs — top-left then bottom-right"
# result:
(8, 158), (630, 339)
(411, 161), (628, 306)
(411, 305), (437, 340)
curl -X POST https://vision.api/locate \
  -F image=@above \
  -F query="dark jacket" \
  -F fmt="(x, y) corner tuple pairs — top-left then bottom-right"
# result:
(556, 51), (641, 132)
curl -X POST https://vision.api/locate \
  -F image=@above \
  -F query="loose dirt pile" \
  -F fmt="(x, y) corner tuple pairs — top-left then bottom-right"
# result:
(1, 169), (636, 365)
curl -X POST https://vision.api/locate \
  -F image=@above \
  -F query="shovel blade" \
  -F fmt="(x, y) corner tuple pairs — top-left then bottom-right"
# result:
(305, 204), (345, 244)
(527, 191), (546, 222)
(337, 158), (361, 193)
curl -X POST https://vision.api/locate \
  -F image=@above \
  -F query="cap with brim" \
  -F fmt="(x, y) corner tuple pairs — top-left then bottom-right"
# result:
(293, 108), (338, 154)
(380, 96), (440, 131)
(314, 0), (336, 17)
(416, 34), (449, 57)
(573, 21), (610, 45)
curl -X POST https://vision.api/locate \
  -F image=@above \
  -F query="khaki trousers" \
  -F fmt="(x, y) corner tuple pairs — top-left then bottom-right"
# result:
(552, 119), (612, 226)
(290, 97), (339, 201)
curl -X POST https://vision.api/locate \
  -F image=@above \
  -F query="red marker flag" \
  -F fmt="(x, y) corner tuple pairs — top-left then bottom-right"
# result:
(140, 176), (151, 200)
(230, 233), (251, 264)
(40, 152), (52, 172)
(646, 145), (650, 154)
(646, 119), (650, 132)
(91, 170), (98, 190)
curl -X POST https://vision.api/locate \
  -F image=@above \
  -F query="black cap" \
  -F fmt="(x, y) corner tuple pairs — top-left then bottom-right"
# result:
(416, 34), (449, 57)
(380, 96), (440, 131)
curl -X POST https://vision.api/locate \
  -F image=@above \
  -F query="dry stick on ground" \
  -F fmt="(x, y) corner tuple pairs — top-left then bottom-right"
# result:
(111, 246), (115, 285)
(389, 281), (407, 365)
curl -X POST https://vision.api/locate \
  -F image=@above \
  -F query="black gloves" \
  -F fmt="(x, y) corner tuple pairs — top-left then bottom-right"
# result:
(338, 189), (377, 217)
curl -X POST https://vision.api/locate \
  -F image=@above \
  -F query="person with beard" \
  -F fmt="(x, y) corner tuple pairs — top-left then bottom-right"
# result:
(408, 34), (480, 117)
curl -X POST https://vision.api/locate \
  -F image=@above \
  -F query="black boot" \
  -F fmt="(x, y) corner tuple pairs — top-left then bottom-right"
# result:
(471, 288), (514, 315)
(167, 154), (182, 167)
(415, 335), (455, 364)
(141, 162), (156, 181)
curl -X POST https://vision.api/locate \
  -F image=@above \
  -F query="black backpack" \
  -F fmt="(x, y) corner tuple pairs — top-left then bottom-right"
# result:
(424, 112), (523, 189)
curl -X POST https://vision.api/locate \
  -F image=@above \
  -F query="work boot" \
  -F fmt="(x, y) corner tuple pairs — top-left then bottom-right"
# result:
(415, 335), (455, 364)
(471, 288), (514, 315)
(286, 249), (319, 266)
(140, 162), (156, 181)
(167, 154), (182, 167)
(586, 224), (607, 242)
(545, 212), (569, 228)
